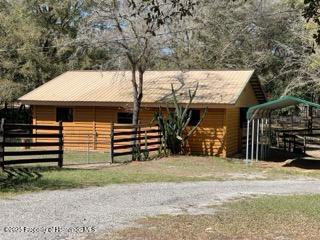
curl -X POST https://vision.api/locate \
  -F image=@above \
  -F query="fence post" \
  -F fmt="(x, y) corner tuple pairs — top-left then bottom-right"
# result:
(110, 122), (114, 164)
(138, 122), (141, 156)
(144, 129), (148, 155)
(58, 121), (63, 168)
(0, 118), (5, 170)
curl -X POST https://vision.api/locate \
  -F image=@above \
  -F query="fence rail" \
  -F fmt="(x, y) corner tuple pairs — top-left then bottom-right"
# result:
(0, 119), (63, 169)
(110, 123), (163, 162)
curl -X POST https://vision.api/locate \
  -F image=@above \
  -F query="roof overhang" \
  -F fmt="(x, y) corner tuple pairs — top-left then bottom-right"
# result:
(247, 96), (320, 120)
(21, 100), (237, 109)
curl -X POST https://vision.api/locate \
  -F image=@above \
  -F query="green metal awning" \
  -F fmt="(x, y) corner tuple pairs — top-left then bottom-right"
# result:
(247, 96), (320, 120)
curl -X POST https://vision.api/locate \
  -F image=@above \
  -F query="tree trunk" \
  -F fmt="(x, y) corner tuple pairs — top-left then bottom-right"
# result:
(131, 67), (144, 125)
(131, 68), (139, 125)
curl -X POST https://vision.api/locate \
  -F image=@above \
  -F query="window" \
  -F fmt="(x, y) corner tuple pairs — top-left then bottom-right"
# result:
(56, 107), (73, 122)
(189, 109), (201, 126)
(117, 112), (133, 124)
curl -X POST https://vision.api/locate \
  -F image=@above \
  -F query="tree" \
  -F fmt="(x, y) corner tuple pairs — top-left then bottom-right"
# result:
(80, 0), (198, 125)
(156, 0), (318, 98)
(0, 0), (108, 104)
(127, 0), (198, 36)
(304, 0), (320, 44)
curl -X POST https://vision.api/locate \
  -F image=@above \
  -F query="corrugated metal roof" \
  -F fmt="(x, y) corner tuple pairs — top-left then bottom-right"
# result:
(247, 96), (320, 119)
(19, 70), (257, 106)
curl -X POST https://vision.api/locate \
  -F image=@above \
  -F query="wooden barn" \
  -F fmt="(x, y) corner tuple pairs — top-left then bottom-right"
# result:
(18, 70), (266, 157)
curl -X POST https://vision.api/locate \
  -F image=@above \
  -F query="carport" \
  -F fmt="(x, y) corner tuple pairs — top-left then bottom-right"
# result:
(245, 96), (320, 162)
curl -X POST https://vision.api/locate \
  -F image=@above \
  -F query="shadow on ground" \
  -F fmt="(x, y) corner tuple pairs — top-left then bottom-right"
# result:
(283, 158), (320, 170)
(0, 167), (86, 194)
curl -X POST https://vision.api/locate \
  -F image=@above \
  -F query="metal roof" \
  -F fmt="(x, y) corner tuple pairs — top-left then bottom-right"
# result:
(19, 70), (263, 107)
(247, 95), (320, 120)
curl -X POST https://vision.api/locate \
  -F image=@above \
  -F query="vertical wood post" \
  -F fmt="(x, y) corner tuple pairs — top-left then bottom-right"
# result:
(58, 121), (63, 168)
(138, 121), (141, 159)
(289, 135), (291, 152)
(0, 118), (5, 170)
(110, 122), (114, 163)
(144, 129), (148, 157)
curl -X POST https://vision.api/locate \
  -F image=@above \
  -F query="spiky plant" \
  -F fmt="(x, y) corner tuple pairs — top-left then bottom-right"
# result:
(154, 83), (207, 154)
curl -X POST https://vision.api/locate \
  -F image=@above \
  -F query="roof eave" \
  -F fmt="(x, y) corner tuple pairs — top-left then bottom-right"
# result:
(19, 100), (237, 109)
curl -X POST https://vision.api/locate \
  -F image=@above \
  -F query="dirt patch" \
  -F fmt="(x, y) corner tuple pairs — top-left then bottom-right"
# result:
(104, 194), (320, 240)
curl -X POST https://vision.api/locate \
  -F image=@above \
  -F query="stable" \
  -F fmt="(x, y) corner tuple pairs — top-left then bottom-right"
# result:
(19, 70), (266, 157)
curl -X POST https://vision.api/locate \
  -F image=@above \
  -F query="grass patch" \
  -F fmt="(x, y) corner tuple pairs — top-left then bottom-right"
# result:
(105, 194), (320, 240)
(1, 155), (320, 198)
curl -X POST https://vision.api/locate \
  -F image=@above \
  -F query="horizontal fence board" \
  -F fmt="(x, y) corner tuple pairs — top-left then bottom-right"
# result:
(113, 141), (162, 150)
(113, 124), (150, 129)
(4, 158), (61, 165)
(275, 128), (320, 133)
(6, 133), (62, 138)
(4, 142), (62, 147)
(148, 147), (161, 152)
(285, 140), (304, 146)
(114, 135), (162, 143)
(0, 122), (64, 169)
(4, 124), (61, 130)
(2, 150), (62, 157)
(113, 129), (161, 136)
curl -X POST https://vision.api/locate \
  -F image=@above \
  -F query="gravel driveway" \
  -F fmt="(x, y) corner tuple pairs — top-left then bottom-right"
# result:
(1, 180), (320, 240)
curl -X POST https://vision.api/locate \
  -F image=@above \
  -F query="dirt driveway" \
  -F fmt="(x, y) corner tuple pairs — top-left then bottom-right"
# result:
(1, 180), (320, 240)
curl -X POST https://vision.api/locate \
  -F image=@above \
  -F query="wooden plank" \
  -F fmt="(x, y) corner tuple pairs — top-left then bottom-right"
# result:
(285, 140), (304, 146)
(110, 122), (114, 163)
(148, 147), (161, 152)
(4, 158), (60, 165)
(4, 142), (62, 147)
(114, 135), (161, 143)
(58, 121), (63, 168)
(113, 141), (162, 150)
(0, 118), (4, 170)
(4, 124), (61, 130)
(6, 133), (62, 138)
(113, 129), (161, 136)
(113, 124), (153, 129)
(2, 150), (63, 157)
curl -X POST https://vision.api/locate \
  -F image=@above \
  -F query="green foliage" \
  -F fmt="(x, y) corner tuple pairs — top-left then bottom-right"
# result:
(154, 83), (207, 154)
(304, 0), (320, 44)
(157, 0), (319, 98)
(0, 0), (108, 104)
(127, 0), (199, 35)
(0, 80), (24, 105)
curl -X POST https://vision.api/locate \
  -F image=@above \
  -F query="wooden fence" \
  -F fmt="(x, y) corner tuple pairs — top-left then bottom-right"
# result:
(110, 123), (163, 162)
(0, 119), (63, 169)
